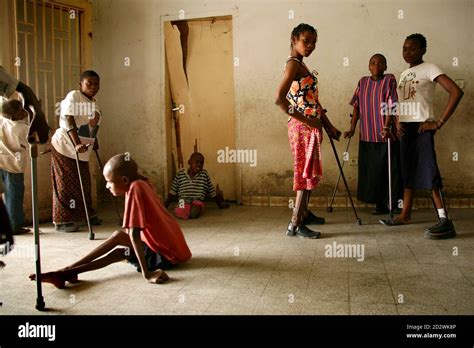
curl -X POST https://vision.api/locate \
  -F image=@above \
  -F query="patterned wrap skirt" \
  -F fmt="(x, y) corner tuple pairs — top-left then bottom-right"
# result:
(51, 147), (96, 224)
(287, 117), (323, 191)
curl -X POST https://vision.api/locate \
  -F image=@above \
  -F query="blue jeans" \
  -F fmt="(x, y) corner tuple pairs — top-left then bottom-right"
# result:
(0, 170), (25, 232)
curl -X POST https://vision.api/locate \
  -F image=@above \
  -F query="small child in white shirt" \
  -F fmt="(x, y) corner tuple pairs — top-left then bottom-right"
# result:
(0, 99), (30, 234)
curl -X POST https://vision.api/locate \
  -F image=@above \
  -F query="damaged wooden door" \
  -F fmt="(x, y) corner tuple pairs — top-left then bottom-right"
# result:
(164, 17), (236, 200)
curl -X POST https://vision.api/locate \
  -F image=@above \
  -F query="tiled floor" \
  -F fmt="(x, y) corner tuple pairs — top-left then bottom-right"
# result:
(1, 203), (473, 315)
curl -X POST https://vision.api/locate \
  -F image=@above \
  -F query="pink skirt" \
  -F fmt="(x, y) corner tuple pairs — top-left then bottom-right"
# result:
(287, 118), (323, 191)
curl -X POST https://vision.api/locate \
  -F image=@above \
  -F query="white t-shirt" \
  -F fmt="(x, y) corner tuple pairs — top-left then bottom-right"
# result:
(0, 66), (21, 193)
(51, 90), (101, 161)
(397, 62), (444, 122)
(0, 116), (29, 174)
(0, 66), (19, 98)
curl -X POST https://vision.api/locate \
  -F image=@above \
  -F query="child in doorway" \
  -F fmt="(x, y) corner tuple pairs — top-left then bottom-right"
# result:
(30, 153), (192, 288)
(275, 23), (341, 239)
(0, 100), (30, 235)
(165, 152), (229, 219)
(380, 34), (463, 239)
(344, 54), (403, 215)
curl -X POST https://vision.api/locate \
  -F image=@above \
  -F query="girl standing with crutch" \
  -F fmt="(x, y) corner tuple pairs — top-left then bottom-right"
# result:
(50, 71), (103, 233)
(275, 23), (341, 238)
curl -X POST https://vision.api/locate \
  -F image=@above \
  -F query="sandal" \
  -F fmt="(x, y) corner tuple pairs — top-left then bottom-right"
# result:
(379, 218), (410, 226)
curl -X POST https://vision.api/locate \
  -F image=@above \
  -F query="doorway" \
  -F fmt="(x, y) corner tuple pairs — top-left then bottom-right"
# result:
(164, 16), (237, 201)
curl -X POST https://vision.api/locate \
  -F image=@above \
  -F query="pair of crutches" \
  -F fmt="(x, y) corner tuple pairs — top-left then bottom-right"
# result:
(326, 114), (396, 220)
(324, 112), (362, 225)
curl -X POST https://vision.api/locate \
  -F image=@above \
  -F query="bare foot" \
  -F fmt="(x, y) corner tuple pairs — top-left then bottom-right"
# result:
(146, 269), (169, 284)
(29, 271), (66, 289)
(395, 216), (411, 224)
(0, 261), (5, 269)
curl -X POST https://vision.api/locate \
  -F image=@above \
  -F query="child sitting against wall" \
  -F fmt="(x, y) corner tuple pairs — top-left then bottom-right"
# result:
(165, 152), (229, 219)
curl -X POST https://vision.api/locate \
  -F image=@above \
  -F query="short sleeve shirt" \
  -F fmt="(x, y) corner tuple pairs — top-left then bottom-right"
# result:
(51, 90), (101, 161)
(123, 180), (192, 264)
(397, 62), (444, 122)
(169, 169), (216, 203)
(0, 116), (29, 173)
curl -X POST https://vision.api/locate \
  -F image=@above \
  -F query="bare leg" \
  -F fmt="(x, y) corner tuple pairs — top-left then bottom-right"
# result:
(66, 230), (130, 269)
(60, 248), (128, 278)
(29, 248), (129, 288)
(396, 188), (414, 223)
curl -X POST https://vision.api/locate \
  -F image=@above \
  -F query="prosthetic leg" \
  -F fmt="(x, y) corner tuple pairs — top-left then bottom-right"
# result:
(287, 190), (321, 239)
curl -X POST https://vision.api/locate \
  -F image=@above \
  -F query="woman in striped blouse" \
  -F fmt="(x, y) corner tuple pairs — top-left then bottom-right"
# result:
(344, 54), (403, 215)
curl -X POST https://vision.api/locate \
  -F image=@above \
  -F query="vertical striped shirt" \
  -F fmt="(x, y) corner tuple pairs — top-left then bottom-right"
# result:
(169, 169), (216, 203)
(350, 74), (398, 143)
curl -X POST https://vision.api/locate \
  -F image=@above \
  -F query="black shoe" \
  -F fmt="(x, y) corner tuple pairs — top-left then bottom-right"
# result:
(286, 221), (296, 237)
(425, 228), (456, 240)
(79, 216), (103, 226)
(295, 224), (321, 239)
(303, 211), (325, 225)
(55, 223), (79, 232)
(13, 227), (31, 235)
(424, 218), (451, 233)
(425, 219), (456, 239)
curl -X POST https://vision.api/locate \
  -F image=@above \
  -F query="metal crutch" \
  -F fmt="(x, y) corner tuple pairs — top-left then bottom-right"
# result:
(323, 111), (362, 225)
(387, 136), (393, 218)
(30, 142), (45, 310)
(66, 132), (94, 240)
(327, 136), (351, 212)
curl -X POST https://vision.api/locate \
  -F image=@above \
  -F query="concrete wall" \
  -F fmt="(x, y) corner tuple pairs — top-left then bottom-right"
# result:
(92, 0), (473, 202)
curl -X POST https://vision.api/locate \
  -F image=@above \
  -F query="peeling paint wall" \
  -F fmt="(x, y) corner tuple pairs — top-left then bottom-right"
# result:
(92, 0), (473, 201)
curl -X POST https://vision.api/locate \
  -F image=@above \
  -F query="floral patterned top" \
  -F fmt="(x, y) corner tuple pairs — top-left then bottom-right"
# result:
(286, 57), (321, 120)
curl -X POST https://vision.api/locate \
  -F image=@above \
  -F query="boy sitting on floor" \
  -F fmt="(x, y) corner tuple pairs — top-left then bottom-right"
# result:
(30, 153), (192, 288)
(165, 152), (229, 219)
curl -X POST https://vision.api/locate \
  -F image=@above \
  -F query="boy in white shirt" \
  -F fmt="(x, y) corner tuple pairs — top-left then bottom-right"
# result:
(0, 100), (30, 234)
(380, 34), (464, 239)
(50, 70), (102, 232)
